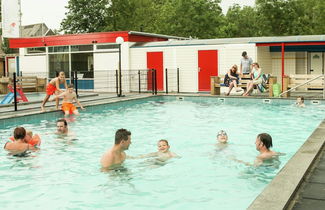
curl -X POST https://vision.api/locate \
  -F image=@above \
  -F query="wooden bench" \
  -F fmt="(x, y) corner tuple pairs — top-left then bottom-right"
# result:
(16, 76), (46, 92)
(282, 74), (325, 97)
(210, 74), (277, 97)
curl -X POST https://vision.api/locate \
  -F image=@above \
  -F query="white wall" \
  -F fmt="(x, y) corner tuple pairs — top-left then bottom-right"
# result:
(218, 44), (256, 76)
(20, 54), (47, 77)
(257, 46), (272, 74)
(296, 52), (307, 74)
(93, 52), (118, 92)
(130, 43), (256, 92)
(271, 52), (296, 79)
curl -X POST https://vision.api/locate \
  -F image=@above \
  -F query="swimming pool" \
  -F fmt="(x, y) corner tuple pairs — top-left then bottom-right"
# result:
(0, 96), (324, 209)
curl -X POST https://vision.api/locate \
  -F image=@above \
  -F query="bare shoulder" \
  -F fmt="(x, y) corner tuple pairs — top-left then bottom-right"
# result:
(101, 149), (114, 166)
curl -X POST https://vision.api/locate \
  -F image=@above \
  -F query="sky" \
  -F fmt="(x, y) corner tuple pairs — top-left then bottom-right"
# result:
(21, 0), (256, 30)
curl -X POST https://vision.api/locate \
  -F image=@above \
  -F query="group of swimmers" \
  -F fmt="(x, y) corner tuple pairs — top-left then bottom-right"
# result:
(98, 128), (281, 170)
(40, 71), (84, 115)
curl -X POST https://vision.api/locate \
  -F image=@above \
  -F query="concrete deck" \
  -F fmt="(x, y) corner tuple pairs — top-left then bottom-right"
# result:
(289, 143), (325, 210)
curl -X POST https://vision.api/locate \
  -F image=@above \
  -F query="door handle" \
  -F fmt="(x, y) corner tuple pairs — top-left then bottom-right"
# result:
(198, 67), (201, 72)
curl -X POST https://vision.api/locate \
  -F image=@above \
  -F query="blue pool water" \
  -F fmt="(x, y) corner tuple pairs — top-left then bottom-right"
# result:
(0, 96), (324, 210)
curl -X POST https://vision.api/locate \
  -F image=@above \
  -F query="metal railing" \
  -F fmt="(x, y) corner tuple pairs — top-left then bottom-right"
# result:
(279, 74), (325, 98)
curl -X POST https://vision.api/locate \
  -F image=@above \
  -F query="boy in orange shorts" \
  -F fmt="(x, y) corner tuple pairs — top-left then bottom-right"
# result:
(41, 71), (68, 111)
(50, 84), (85, 116)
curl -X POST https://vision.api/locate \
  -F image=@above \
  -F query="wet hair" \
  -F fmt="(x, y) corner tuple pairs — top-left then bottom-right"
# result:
(257, 133), (273, 149)
(115, 128), (131, 145)
(57, 119), (68, 127)
(158, 139), (169, 146)
(242, 51), (247, 57)
(14, 127), (26, 140)
(298, 96), (304, 102)
(68, 84), (74, 89)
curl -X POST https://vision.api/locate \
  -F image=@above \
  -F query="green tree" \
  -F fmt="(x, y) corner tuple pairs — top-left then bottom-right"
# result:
(60, 0), (108, 33)
(161, 0), (223, 38)
(220, 5), (260, 38)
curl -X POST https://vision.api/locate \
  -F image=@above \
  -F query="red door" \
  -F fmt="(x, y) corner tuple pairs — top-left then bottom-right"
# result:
(147, 52), (163, 91)
(198, 50), (218, 91)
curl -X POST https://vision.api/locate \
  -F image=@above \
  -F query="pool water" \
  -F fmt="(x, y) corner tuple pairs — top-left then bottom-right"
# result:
(0, 96), (324, 210)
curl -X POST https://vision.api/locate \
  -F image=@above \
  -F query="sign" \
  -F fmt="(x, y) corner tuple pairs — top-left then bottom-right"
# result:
(1, 0), (20, 38)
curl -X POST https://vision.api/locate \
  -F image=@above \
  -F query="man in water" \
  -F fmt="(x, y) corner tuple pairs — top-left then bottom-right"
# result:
(233, 133), (280, 167)
(56, 119), (69, 135)
(100, 128), (132, 171)
(254, 133), (278, 166)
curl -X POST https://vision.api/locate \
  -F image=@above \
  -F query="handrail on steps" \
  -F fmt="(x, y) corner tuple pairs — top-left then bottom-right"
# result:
(279, 74), (325, 98)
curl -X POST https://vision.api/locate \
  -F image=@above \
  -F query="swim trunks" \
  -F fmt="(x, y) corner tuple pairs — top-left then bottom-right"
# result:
(62, 102), (77, 114)
(46, 83), (57, 95)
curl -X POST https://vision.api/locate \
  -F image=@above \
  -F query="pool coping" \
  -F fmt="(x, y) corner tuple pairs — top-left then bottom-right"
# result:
(1, 93), (324, 209)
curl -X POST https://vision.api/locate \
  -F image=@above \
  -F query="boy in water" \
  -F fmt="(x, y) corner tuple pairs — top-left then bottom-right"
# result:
(51, 84), (84, 116)
(137, 139), (179, 161)
(295, 96), (305, 108)
(41, 71), (68, 111)
(216, 130), (228, 150)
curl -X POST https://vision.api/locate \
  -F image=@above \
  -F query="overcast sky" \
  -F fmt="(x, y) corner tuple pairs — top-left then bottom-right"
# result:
(21, 0), (255, 30)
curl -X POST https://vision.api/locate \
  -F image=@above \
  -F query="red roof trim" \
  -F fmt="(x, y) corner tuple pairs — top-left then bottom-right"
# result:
(9, 31), (168, 48)
(256, 41), (325, 46)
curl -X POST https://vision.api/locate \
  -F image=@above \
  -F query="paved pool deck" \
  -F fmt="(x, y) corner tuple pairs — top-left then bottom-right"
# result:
(0, 92), (324, 209)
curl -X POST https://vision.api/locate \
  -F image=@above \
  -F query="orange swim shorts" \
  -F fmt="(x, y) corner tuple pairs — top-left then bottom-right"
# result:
(62, 102), (77, 114)
(46, 83), (57, 95)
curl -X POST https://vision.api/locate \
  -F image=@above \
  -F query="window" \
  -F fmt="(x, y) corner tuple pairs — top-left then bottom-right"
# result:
(49, 54), (70, 78)
(48, 46), (69, 53)
(96, 44), (119, 50)
(27, 47), (46, 54)
(71, 45), (93, 52)
(71, 53), (94, 78)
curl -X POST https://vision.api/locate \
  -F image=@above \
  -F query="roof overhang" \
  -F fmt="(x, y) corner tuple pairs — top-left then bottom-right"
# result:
(9, 31), (184, 49)
(255, 41), (325, 46)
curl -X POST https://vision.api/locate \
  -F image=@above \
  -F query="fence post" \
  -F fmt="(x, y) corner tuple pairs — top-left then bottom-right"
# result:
(138, 70), (141, 93)
(155, 69), (158, 95)
(177, 68), (180, 93)
(151, 69), (155, 95)
(13, 72), (18, 111)
(71, 71), (74, 85)
(74, 71), (79, 98)
(115, 70), (119, 96)
(165, 68), (168, 94)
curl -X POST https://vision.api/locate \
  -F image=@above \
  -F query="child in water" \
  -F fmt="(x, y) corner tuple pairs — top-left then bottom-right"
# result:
(295, 96), (305, 108)
(132, 139), (179, 161)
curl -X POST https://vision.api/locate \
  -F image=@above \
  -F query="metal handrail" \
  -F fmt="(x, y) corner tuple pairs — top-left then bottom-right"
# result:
(279, 74), (325, 98)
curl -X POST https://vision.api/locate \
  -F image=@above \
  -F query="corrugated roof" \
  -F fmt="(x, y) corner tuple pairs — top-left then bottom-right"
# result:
(131, 34), (325, 48)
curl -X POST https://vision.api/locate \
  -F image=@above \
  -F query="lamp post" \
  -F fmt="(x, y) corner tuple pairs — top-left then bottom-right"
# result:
(116, 36), (124, 97)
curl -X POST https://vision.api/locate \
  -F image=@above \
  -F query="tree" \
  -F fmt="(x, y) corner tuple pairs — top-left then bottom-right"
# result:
(60, 0), (108, 33)
(220, 5), (260, 38)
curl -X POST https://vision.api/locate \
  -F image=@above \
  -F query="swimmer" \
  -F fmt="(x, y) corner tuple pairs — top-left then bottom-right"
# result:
(10, 130), (41, 147)
(56, 119), (69, 135)
(50, 84), (85, 116)
(216, 130), (228, 150)
(100, 129), (132, 171)
(25, 130), (41, 147)
(135, 139), (179, 161)
(295, 96), (305, 108)
(4, 127), (38, 156)
(232, 133), (282, 167)
(41, 71), (68, 111)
